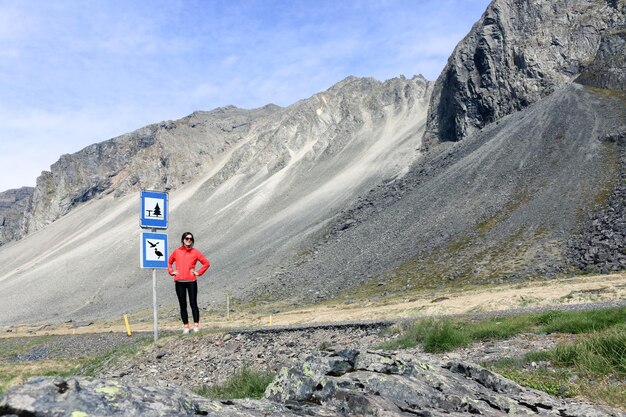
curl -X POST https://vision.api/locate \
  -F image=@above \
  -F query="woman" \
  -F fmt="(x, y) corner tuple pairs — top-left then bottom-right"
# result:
(168, 232), (210, 333)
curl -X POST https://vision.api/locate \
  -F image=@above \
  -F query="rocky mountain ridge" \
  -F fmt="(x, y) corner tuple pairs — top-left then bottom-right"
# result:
(0, 75), (430, 245)
(424, 0), (624, 145)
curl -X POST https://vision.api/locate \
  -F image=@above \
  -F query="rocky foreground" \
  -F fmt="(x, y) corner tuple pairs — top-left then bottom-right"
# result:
(1, 322), (624, 416)
(1, 349), (623, 416)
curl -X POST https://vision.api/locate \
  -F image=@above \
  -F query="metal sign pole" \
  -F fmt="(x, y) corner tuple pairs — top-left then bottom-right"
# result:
(153, 267), (158, 342)
(152, 227), (158, 342)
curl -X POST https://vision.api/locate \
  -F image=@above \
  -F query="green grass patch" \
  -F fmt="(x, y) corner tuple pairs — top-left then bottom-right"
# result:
(378, 319), (470, 352)
(493, 366), (574, 397)
(80, 336), (152, 376)
(467, 315), (531, 340)
(537, 308), (626, 334)
(489, 327), (626, 409)
(422, 320), (470, 352)
(378, 320), (454, 352)
(195, 367), (274, 399)
(378, 307), (626, 409)
(549, 330), (626, 376)
(377, 307), (626, 353)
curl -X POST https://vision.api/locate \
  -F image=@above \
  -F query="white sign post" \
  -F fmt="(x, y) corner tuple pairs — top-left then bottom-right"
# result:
(140, 190), (169, 342)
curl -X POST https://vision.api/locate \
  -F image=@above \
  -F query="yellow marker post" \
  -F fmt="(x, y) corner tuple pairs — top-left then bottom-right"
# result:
(269, 315), (272, 326)
(123, 315), (132, 337)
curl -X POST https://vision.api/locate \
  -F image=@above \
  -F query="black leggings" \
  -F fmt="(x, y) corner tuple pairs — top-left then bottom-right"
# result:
(175, 281), (199, 325)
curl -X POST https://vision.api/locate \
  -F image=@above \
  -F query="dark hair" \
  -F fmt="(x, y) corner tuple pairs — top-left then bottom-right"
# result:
(181, 232), (194, 245)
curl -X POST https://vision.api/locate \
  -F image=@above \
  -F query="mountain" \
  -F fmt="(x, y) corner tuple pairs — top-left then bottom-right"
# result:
(278, 1), (625, 301)
(0, 0), (623, 326)
(280, 82), (624, 302)
(0, 76), (431, 324)
(424, 0), (623, 145)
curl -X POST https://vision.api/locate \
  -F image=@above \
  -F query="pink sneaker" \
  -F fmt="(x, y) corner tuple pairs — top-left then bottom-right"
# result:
(183, 325), (190, 334)
(192, 323), (200, 333)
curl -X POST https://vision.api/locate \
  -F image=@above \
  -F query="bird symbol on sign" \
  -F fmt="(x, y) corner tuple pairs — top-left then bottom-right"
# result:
(147, 240), (158, 248)
(154, 248), (164, 259)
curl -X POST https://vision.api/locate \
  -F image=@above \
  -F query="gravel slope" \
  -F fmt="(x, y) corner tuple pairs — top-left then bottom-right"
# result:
(272, 84), (626, 303)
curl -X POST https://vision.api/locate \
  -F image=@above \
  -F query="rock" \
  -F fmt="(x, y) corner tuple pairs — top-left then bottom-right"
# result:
(568, 148), (626, 272)
(4, 350), (623, 416)
(0, 376), (302, 417)
(0, 187), (34, 246)
(264, 349), (624, 416)
(424, 0), (625, 146)
(576, 29), (626, 90)
(280, 77), (625, 305)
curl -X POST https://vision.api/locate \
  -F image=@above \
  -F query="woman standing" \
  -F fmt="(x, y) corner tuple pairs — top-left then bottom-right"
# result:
(168, 232), (210, 333)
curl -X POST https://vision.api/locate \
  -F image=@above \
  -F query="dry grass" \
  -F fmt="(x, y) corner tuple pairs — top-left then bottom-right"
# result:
(0, 360), (82, 393)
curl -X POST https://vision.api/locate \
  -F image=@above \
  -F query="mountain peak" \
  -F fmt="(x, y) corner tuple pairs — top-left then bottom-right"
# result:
(423, 0), (625, 146)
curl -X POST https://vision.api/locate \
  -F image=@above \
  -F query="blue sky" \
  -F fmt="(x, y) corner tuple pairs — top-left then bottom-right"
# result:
(0, 0), (490, 192)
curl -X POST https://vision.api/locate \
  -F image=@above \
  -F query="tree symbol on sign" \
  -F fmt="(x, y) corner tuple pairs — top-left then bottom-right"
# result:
(153, 203), (161, 217)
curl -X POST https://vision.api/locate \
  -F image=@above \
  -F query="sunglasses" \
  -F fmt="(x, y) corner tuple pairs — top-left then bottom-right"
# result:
(184, 237), (194, 241)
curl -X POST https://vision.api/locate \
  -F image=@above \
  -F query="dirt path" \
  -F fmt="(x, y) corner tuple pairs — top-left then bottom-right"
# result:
(3, 272), (624, 337)
(263, 272), (626, 325)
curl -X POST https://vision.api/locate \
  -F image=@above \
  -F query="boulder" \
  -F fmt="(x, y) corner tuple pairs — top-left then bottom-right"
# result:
(265, 349), (625, 416)
(2, 351), (624, 416)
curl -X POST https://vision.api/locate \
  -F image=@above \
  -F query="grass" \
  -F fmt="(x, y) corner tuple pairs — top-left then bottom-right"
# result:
(80, 336), (152, 376)
(195, 366), (274, 399)
(0, 335), (55, 360)
(491, 328), (626, 408)
(0, 333), (275, 401)
(0, 335), (152, 394)
(0, 360), (83, 394)
(549, 329), (626, 375)
(492, 364), (574, 397)
(378, 306), (626, 409)
(379, 306), (626, 352)
(0, 335), (76, 393)
(379, 319), (470, 352)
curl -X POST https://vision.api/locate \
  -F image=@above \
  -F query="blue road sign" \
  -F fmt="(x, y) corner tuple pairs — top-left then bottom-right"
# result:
(140, 190), (168, 229)
(141, 232), (169, 269)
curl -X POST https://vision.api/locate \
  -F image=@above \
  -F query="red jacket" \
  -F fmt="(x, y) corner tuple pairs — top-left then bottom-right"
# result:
(168, 246), (210, 282)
